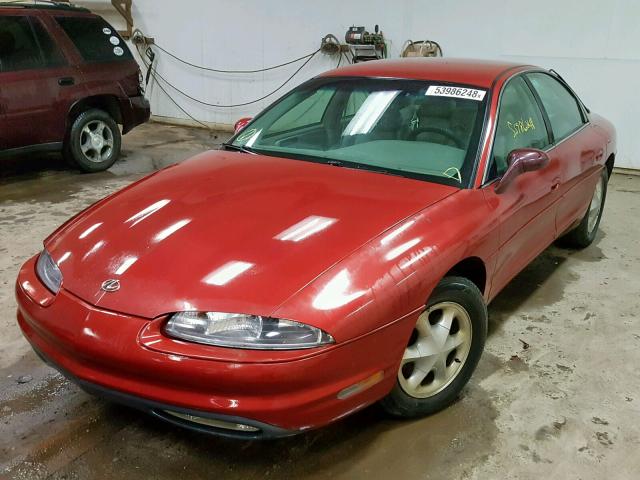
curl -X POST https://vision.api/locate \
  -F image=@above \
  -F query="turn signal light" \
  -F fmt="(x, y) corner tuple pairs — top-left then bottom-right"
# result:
(337, 371), (385, 400)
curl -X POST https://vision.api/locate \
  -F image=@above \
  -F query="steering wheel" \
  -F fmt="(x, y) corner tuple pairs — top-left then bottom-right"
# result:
(409, 126), (465, 149)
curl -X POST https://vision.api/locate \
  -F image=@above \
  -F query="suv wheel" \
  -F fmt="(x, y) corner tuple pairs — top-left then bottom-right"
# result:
(65, 109), (121, 172)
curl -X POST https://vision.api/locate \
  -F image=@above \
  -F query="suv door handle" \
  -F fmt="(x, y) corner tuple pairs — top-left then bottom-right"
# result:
(58, 77), (75, 86)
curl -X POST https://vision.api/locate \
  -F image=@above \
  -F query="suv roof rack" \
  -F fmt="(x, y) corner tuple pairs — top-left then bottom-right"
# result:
(0, 0), (90, 12)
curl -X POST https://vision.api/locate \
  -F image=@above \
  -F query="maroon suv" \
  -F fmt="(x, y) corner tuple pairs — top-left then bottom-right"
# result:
(0, 2), (150, 172)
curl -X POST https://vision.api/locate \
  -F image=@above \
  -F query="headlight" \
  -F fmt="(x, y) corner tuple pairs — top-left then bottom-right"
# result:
(164, 312), (334, 350)
(36, 249), (62, 294)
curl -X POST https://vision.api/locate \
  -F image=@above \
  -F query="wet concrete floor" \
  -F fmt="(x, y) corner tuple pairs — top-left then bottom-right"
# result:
(1, 123), (639, 479)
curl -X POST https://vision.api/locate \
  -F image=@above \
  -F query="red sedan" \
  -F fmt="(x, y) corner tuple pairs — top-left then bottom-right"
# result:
(16, 59), (615, 438)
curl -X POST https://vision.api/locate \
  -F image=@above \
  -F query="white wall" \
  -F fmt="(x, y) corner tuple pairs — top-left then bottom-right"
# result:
(82, 0), (639, 169)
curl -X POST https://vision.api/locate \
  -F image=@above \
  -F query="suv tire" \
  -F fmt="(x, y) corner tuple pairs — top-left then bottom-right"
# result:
(65, 109), (121, 172)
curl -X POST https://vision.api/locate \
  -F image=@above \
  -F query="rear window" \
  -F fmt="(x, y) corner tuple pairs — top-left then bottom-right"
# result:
(1, 16), (40, 71)
(55, 16), (132, 63)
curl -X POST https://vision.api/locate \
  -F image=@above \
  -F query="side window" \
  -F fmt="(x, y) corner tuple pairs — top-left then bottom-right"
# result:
(527, 72), (585, 141)
(269, 88), (334, 132)
(490, 76), (550, 179)
(55, 16), (133, 63)
(31, 19), (66, 68)
(343, 90), (367, 118)
(0, 16), (44, 72)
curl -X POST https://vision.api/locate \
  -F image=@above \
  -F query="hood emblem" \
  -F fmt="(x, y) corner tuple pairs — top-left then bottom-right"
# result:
(101, 279), (121, 292)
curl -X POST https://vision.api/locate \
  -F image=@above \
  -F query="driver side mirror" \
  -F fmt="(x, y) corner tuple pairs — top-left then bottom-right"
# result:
(234, 117), (252, 134)
(494, 148), (549, 194)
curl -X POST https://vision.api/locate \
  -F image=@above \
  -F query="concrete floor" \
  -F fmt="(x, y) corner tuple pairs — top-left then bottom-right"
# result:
(1, 122), (639, 479)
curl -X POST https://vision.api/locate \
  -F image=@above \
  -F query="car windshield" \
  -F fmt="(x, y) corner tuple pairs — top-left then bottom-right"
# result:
(229, 77), (488, 186)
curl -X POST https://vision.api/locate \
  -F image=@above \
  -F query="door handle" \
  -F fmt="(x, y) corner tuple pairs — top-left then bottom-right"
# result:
(551, 182), (560, 191)
(58, 77), (75, 86)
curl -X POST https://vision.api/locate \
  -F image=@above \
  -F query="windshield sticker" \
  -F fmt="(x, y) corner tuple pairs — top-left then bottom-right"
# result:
(109, 36), (120, 46)
(236, 128), (258, 143)
(113, 46), (124, 56)
(507, 117), (536, 138)
(102, 27), (112, 35)
(426, 85), (486, 101)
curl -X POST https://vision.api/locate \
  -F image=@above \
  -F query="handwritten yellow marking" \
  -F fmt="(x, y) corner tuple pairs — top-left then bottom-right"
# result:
(507, 117), (536, 139)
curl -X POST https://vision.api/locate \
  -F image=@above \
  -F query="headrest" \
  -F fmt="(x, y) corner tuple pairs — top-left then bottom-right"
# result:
(418, 97), (455, 119)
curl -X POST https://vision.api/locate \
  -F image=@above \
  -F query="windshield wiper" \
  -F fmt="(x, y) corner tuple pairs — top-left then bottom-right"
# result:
(326, 159), (345, 167)
(324, 158), (406, 178)
(221, 142), (256, 154)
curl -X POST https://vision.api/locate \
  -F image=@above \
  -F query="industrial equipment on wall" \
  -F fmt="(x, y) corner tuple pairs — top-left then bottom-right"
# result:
(344, 25), (386, 62)
(400, 40), (443, 57)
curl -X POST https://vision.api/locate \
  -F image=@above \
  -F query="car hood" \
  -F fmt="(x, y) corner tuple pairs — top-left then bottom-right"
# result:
(46, 150), (457, 319)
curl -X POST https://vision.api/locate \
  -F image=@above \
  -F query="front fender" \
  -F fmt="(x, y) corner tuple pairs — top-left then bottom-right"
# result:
(272, 189), (497, 343)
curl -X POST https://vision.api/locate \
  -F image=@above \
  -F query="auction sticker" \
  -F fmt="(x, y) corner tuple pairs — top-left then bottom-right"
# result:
(102, 27), (112, 35)
(426, 85), (486, 101)
(113, 46), (124, 56)
(109, 36), (120, 45)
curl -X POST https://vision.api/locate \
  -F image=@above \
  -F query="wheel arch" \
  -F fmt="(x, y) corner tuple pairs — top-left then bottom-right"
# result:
(443, 256), (487, 296)
(66, 95), (123, 131)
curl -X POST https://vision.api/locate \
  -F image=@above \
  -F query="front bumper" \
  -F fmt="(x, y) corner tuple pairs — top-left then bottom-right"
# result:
(119, 95), (151, 134)
(29, 342), (292, 439)
(16, 256), (407, 438)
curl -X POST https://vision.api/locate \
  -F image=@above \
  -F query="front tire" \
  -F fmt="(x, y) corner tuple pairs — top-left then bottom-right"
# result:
(558, 168), (608, 249)
(380, 276), (487, 418)
(64, 109), (121, 172)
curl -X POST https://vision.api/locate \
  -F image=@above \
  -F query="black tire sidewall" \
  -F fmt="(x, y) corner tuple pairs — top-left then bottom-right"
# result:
(67, 109), (121, 172)
(582, 169), (608, 244)
(381, 276), (487, 418)
(559, 168), (608, 248)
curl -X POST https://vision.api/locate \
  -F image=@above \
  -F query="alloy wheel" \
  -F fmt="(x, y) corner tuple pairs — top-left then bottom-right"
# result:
(80, 120), (114, 163)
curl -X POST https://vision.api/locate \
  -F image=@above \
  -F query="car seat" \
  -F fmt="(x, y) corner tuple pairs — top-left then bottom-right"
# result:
(413, 97), (457, 146)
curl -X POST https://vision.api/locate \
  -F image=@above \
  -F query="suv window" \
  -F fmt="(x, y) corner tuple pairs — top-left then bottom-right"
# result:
(527, 72), (585, 141)
(55, 16), (132, 63)
(31, 18), (65, 68)
(489, 76), (550, 179)
(0, 16), (50, 72)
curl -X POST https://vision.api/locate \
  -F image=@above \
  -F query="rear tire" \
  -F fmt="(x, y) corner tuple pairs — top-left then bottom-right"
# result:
(558, 168), (608, 249)
(380, 276), (487, 418)
(64, 109), (121, 172)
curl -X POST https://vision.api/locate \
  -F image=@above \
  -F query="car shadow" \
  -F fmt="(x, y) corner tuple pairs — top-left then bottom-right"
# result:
(0, 152), (69, 181)
(487, 229), (606, 336)
(92, 374), (499, 479)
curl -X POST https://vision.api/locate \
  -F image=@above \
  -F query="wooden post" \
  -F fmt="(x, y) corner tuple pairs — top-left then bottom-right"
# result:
(111, 0), (133, 39)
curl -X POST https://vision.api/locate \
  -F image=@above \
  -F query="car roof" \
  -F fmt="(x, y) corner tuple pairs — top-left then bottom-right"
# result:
(0, 2), (90, 13)
(321, 58), (532, 88)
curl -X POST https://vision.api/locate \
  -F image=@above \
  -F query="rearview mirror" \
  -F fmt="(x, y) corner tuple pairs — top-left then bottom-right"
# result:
(234, 117), (252, 134)
(494, 148), (549, 194)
